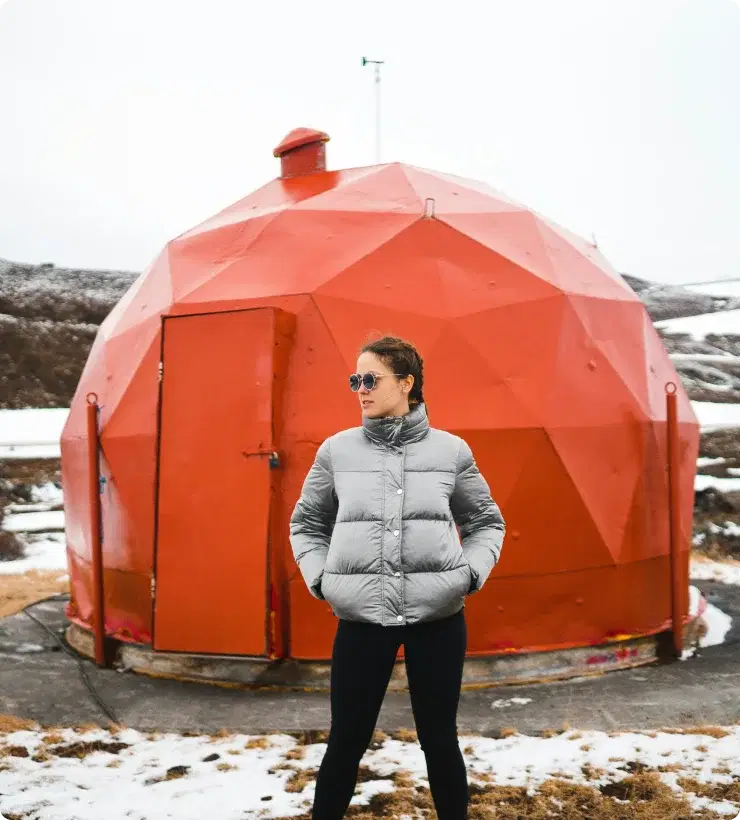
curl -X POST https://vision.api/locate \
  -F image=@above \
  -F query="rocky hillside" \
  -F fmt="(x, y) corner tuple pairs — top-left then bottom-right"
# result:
(0, 257), (137, 408)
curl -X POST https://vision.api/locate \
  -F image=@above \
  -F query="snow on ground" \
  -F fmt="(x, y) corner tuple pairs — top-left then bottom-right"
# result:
(656, 309), (740, 340)
(690, 556), (740, 586)
(686, 281), (740, 298)
(692, 401), (740, 431)
(695, 474), (740, 492)
(1, 724), (740, 820)
(2, 510), (65, 533)
(698, 457), (728, 467)
(0, 533), (67, 575)
(0, 408), (68, 459)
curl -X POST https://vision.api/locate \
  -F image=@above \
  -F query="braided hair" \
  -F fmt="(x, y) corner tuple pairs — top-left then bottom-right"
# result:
(359, 335), (426, 409)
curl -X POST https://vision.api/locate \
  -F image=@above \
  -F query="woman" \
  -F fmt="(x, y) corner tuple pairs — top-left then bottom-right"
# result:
(289, 335), (506, 820)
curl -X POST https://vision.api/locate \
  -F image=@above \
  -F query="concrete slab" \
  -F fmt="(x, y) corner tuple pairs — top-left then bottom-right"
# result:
(1, 580), (738, 735)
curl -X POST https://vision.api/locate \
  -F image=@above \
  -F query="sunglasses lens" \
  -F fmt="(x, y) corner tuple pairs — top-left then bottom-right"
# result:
(349, 374), (361, 391)
(362, 374), (377, 391)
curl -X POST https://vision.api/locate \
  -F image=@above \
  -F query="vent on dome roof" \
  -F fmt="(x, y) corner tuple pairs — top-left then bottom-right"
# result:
(273, 127), (330, 178)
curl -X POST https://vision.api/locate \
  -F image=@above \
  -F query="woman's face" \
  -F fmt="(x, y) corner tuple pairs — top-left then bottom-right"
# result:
(354, 351), (413, 419)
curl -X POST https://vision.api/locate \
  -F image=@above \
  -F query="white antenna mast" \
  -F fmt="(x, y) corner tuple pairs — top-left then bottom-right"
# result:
(362, 56), (384, 163)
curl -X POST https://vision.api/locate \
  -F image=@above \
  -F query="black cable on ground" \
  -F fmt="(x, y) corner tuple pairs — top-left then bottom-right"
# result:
(21, 593), (119, 726)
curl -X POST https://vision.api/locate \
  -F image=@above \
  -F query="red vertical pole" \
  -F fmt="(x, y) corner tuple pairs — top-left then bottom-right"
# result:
(86, 393), (106, 667)
(665, 382), (684, 657)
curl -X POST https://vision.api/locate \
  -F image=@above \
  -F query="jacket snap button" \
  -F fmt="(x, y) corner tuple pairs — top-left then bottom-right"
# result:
(393, 530), (399, 536)
(397, 489), (403, 494)
(396, 615), (403, 622)
(394, 571), (401, 577)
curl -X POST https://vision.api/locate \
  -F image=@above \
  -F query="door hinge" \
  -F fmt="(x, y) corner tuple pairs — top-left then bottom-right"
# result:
(150, 576), (156, 596)
(157, 361), (163, 382)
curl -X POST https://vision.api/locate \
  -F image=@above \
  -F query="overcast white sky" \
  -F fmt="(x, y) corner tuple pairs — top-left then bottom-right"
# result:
(0, 0), (739, 285)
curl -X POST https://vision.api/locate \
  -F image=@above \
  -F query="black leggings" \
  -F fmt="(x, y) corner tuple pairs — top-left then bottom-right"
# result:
(312, 608), (468, 820)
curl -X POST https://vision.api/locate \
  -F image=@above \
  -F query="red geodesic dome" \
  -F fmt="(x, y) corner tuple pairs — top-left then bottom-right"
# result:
(61, 128), (700, 661)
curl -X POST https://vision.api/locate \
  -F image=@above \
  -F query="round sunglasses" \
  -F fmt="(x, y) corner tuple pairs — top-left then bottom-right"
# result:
(349, 372), (405, 392)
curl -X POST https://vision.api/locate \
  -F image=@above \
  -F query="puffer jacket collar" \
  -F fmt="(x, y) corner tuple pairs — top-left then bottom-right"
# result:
(361, 401), (430, 449)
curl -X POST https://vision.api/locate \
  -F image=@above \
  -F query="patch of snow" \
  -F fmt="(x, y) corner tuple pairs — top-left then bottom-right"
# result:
(2, 510), (65, 533)
(30, 482), (64, 504)
(686, 281), (740, 298)
(692, 401), (740, 432)
(697, 456), (727, 467)
(491, 697), (533, 709)
(1, 726), (740, 820)
(690, 557), (740, 586)
(695, 475), (740, 492)
(0, 534), (67, 575)
(0, 408), (68, 459)
(656, 309), (740, 340)
(671, 353), (740, 363)
(700, 603), (733, 649)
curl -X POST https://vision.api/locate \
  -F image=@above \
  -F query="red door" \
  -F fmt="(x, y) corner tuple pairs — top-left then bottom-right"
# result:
(153, 308), (276, 655)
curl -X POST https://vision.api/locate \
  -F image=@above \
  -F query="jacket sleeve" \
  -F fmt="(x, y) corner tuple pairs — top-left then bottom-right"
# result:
(289, 438), (338, 600)
(450, 438), (506, 595)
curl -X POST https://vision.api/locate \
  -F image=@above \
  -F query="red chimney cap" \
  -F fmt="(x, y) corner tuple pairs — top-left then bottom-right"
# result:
(273, 127), (330, 158)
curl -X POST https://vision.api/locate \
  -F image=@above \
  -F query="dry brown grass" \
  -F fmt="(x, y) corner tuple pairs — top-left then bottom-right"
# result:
(355, 765), (392, 784)
(390, 769), (416, 789)
(285, 745), (305, 760)
(0, 714), (38, 733)
(499, 726), (518, 738)
(284, 768), (318, 793)
(389, 728), (417, 743)
(272, 769), (735, 820)
(46, 739), (130, 758)
(0, 744), (30, 758)
(216, 762), (238, 772)
(678, 776), (740, 803)
(660, 726), (731, 739)
(368, 729), (389, 750)
(40, 732), (65, 745)
(0, 569), (69, 618)
(245, 736), (270, 750)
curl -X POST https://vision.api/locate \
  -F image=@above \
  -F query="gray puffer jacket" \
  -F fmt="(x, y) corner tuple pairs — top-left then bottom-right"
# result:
(289, 402), (506, 626)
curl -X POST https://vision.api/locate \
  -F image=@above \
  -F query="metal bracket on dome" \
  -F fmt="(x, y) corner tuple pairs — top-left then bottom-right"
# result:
(424, 198), (436, 218)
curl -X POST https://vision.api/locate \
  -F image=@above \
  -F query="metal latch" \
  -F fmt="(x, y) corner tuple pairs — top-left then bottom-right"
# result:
(242, 449), (281, 469)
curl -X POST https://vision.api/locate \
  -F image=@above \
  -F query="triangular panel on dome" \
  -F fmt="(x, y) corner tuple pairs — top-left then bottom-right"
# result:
(181, 208), (419, 304)
(567, 294), (652, 417)
(433, 224), (562, 317)
(548, 421), (644, 560)
(313, 292), (448, 374)
(401, 165), (527, 215)
(535, 220), (634, 298)
(540, 298), (648, 427)
(315, 218), (448, 316)
(99, 248), (172, 342)
(455, 293), (571, 422)
(294, 164), (424, 214)
(169, 213), (283, 302)
(177, 169), (372, 239)
(451, 426), (544, 509)
(98, 315), (162, 426)
(423, 324), (541, 432)
(491, 429), (618, 576)
(442, 210), (558, 286)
